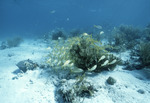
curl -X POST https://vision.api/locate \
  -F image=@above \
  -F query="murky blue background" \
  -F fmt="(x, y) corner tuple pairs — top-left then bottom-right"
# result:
(0, 0), (150, 37)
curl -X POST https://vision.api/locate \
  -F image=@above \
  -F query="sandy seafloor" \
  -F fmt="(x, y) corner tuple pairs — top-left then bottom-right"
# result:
(0, 39), (150, 103)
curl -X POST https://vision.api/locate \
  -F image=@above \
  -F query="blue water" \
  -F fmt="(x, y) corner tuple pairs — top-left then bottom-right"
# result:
(0, 0), (150, 37)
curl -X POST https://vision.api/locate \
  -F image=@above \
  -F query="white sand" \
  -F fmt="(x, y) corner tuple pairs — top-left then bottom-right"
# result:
(0, 39), (150, 103)
(84, 67), (150, 103)
(0, 39), (56, 103)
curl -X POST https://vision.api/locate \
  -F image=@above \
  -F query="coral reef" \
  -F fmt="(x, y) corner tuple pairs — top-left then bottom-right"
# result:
(112, 25), (142, 51)
(58, 75), (97, 103)
(0, 41), (7, 50)
(138, 42), (150, 68)
(47, 33), (120, 73)
(69, 35), (120, 72)
(143, 24), (150, 41)
(7, 37), (23, 48)
(46, 33), (121, 103)
(51, 29), (67, 40)
(124, 42), (150, 70)
(69, 28), (83, 37)
(0, 37), (23, 49)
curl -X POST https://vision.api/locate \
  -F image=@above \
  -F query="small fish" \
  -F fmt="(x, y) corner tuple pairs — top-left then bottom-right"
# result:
(98, 55), (105, 62)
(47, 58), (51, 62)
(101, 60), (109, 66)
(108, 59), (117, 65)
(62, 60), (71, 67)
(88, 65), (97, 71)
(66, 18), (70, 21)
(50, 10), (56, 14)
(53, 60), (58, 64)
(61, 46), (65, 49)
(94, 25), (102, 29)
(100, 31), (104, 35)
(71, 67), (83, 73)
(46, 47), (51, 50)
(69, 63), (74, 67)
(82, 33), (88, 36)
(58, 37), (63, 40)
(57, 61), (62, 66)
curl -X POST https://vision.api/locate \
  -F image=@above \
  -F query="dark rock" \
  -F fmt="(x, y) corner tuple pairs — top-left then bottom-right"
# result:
(12, 69), (22, 74)
(16, 59), (38, 73)
(137, 89), (145, 94)
(0, 41), (7, 50)
(125, 85), (128, 88)
(12, 76), (18, 80)
(39, 64), (45, 68)
(8, 53), (15, 57)
(106, 76), (116, 85)
(29, 80), (33, 84)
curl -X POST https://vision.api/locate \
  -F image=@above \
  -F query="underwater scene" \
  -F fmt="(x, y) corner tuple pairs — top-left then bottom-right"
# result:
(0, 0), (150, 103)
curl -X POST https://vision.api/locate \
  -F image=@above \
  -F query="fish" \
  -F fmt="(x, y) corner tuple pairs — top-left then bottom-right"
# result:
(98, 55), (105, 62)
(100, 31), (104, 35)
(94, 25), (102, 29)
(108, 59), (117, 65)
(101, 60), (109, 66)
(62, 60), (71, 67)
(46, 47), (51, 50)
(57, 61), (62, 66)
(66, 18), (70, 21)
(71, 67), (83, 73)
(50, 10), (56, 14)
(69, 63), (74, 67)
(88, 65), (97, 71)
(47, 58), (51, 63)
(82, 33), (88, 36)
